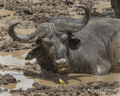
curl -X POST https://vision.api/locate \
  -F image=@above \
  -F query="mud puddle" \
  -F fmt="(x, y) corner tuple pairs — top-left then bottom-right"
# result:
(31, 73), (120, 87)
(2, 70), (120, 95)
(0, 72), (34, 96)
(0, 50), (35, 96)
(0, 50), (30, 67)
(1, 50), (120, 87)
(1, 50), (120, 93)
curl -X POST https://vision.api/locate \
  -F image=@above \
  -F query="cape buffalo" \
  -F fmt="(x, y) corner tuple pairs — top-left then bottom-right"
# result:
(111, 0), (120, 18)
(8, 5), (120, 75)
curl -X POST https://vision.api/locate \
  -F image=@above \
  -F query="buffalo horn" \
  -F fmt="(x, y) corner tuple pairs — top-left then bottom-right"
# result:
(8, 22), (51, 43)
(53, 5), (90, 33)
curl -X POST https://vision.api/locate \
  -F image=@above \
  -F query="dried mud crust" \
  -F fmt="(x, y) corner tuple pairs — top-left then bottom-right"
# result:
(23, 62), (59, 78)
(4, 0), (93, 23)
(0, 73), (17, 85)
(0, 19), (35, 52)
(0, 24), (34, 52)
(0, 0), (113, 52)
(23, 62), (42, 77)
(9, 81), (120, 96)
(0, 39), (33, 52)
(1, 0), (112, 25)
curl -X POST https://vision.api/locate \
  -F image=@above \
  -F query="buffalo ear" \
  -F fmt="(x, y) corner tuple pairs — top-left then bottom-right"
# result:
(25, 47), (42, 60)
(25, 40), (42, 60)
(68, 33), (81, 50)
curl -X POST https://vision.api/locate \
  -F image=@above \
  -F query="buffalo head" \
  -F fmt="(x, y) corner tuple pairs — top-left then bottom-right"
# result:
(8, 5), (90, 73)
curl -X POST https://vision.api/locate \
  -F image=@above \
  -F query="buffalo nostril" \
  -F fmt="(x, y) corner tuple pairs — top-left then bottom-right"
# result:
(56, 58), (67, 64)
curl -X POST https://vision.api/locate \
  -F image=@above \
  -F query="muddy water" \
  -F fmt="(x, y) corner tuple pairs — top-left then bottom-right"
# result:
(0, 50), (35, 96)
(0, 46), (120, 89)
(0, 50), (30, 67)
(1, 49), (120, 88)
(31, 73), (120, 87)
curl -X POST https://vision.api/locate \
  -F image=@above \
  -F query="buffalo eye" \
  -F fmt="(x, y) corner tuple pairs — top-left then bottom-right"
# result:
(61, 35), (68, 44)
(49, 46), (54, 54)
(42, 38), (53, 46)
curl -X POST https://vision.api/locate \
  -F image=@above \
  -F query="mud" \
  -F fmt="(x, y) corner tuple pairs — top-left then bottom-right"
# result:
(1, 0), (120, 96)
(0, 73), (17, 85)
(9, 81), (120, 96)
(0, 62), (23, 71)
(0, 63), (9, 71)
(11, 62), (119, 96)
(0, 0), (112, 52)
(3, 0), (93, 24)
(23, 62), (42, 77)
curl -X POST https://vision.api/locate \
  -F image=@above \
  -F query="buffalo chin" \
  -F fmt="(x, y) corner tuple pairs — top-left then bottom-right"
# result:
(57, 66), (69, 74)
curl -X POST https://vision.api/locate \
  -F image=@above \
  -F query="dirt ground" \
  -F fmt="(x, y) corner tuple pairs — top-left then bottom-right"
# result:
(0, 0), (114, 52)
(1, 0), (120, 96)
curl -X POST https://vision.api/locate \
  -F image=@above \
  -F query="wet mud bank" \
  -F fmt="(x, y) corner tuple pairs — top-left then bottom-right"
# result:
(5, 62), (120, 96)
(9, 81), (120, 96)
(1, 50), (120, 96)
(0, 73), (17, 85)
